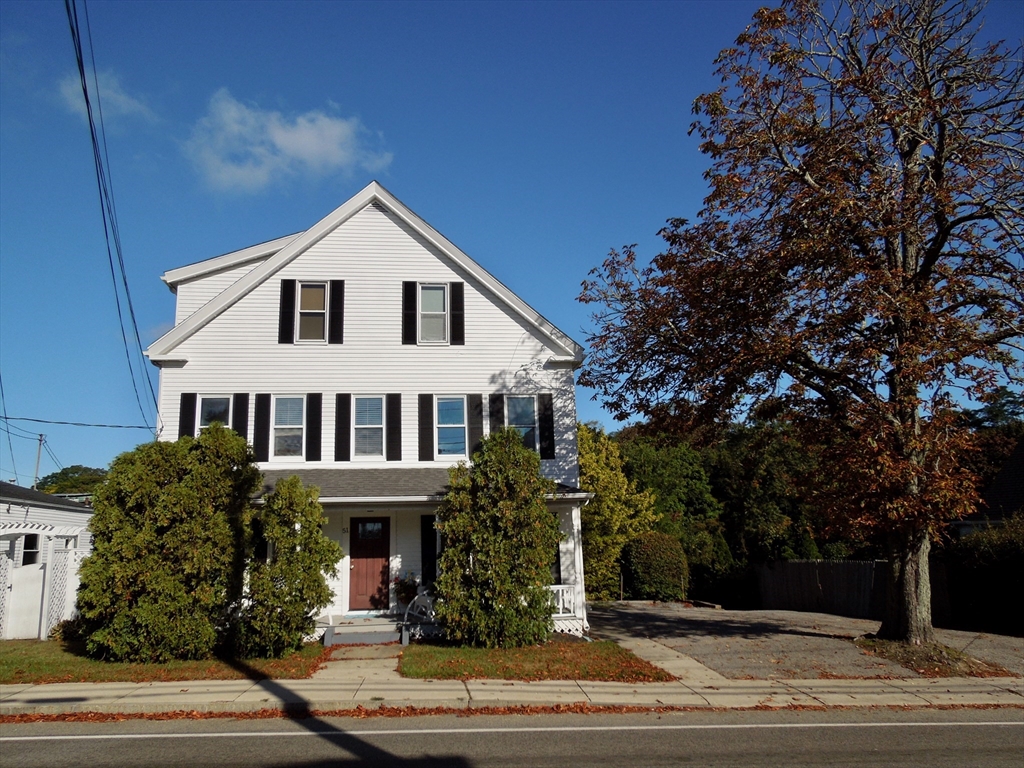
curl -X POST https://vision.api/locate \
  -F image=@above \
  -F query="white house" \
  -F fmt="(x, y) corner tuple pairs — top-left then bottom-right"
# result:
(145, 182), (590, 634)
(0, 482), (92, 639)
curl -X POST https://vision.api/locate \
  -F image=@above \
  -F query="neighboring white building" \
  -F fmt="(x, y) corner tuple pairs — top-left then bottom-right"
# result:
(145, 182), (589, 634)
(0, 482), (92, 639)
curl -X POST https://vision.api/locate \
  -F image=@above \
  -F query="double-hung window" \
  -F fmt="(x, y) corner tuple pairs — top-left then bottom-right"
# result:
(436, 396), (467, 457)
(353, 396), (384, 458)
(297, 282), (327, 341)
(198, 395), (231, 431)
(507, 395), (538, 451)
(273, 396), (304, 458)
(419, 284), (448, 343)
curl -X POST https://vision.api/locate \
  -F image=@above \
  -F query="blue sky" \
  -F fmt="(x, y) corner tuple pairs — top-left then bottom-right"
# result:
(1, 0), (1021, 485)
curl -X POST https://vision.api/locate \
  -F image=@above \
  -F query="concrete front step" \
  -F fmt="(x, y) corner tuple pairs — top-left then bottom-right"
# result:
(323, 617), (402, 646)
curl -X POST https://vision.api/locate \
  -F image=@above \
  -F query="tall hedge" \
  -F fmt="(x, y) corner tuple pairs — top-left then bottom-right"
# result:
(234, 477), (343, 658)
(622, 531), (689, 601)
(577, 423), (657, 600)
(77, 426), (260, 661)
(77, 426), (343, 662)
(435, 427), (561, 648)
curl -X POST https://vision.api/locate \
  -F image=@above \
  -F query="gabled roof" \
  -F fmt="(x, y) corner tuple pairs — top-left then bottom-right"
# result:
(0, 481), (92, 514)
(146, 181), (585, 363)
(161, 233), (300, 291)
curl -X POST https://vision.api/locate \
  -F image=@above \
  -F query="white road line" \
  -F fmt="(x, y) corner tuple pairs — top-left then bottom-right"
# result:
(2, 720), (1022, 742)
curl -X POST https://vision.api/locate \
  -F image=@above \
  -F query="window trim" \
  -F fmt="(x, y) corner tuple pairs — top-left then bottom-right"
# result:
(196, 394), (233, 434)
(505, 394), (539, 452)
(418, 283), (449, 344)
(352, 394), (386, 460)
(272, 394), (306, 460)
(435, 394), (468, 459)
(295, 281), (328, 343)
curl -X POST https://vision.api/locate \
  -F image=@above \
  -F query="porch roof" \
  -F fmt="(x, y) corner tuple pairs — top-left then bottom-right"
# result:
(260, 468), (588, 504)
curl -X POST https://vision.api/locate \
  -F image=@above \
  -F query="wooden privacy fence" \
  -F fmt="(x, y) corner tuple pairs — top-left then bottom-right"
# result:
(756, 560), (887, 620)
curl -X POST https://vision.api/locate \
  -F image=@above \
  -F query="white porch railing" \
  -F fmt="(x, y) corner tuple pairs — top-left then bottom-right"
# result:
(548, 584), (576, 617)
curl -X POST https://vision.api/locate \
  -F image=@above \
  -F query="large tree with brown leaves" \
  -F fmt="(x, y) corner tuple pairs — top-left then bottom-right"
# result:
(579, 0), (1022, 644)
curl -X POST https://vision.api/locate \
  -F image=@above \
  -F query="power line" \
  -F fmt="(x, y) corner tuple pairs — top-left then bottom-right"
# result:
(2, 416), (152, 430)
(64, 0), (156, 428)
(0, 368), (17, 480)
(42, 439), (64, 472)
(0, 425), (41, 441)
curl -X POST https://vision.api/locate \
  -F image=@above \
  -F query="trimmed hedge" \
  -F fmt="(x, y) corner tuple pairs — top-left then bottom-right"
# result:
(622, 531), (689, 601)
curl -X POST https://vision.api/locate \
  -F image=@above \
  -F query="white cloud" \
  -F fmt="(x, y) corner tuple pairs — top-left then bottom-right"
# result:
(185, 89), (393, 193)
(59, 71), (155, 122)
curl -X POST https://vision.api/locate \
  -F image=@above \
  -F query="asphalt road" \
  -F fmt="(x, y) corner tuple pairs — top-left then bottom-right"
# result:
(2, 709), (1022, 767)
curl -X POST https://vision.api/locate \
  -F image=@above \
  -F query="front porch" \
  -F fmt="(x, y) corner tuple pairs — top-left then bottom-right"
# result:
(316, 584), (587, 645)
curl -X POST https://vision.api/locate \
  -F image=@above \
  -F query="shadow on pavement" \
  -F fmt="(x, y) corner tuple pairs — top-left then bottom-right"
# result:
(225, 658), (471, 768)
(588, 603), (868, 642)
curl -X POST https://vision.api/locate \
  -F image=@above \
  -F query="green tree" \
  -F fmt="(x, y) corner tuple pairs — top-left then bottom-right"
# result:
(234, 477), (343, 658)
(579, 0), (1022, 644)
(703, 421), (821, 565)
(577, 423), (657, 600)
(77, 426), (260, 662)
(36, 465), (107, 494)
(434, 427), (561, 648)
(618, 435), (733, 592)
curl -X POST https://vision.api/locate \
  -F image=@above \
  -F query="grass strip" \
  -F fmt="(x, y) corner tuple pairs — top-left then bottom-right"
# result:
(398, 636), (674, 682)
(0, 640), (331, 685)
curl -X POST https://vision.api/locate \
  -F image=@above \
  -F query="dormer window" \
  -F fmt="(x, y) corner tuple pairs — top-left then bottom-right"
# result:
(278, 279), (344, 344)
(297, 282), (327, 341)
(419, 285), (447, 343)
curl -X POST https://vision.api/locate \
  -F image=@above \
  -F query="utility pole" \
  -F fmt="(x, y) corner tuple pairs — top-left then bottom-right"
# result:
(32, 433), (43, 489)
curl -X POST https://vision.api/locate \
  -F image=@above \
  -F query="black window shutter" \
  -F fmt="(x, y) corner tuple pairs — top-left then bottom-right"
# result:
(418, 394), (434, 461)
(328, 280), (345, 344)
(305, 393), (322, 461)
(178, 393), (197, 439)
(450, 282), (465, 345)
(467, 394), (483, 456)
(278, 280), (296, 344)
(254, 394), (271, 461)
(335, 394), (351, 461)
(420, 515), (438, 587)
(402, 281), (417, 344)
(386, 393), (402, 461)
(232, 393), (249, 440)
(489, 394), (505, 435)
(539, 393), (555, 460)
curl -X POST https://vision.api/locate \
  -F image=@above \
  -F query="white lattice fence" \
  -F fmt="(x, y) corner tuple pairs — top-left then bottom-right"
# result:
(0, 554), (10, 639)
(44, 548), (72, 637)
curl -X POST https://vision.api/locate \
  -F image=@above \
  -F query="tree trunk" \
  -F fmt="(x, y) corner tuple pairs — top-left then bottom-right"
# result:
(877, 528), (933, 644)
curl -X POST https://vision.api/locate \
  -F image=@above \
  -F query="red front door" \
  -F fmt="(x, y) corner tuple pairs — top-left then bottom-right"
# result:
(349, 517), (390, 610)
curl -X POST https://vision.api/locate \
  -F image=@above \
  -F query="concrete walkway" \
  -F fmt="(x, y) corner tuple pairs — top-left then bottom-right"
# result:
(2, 638), (1022, 716)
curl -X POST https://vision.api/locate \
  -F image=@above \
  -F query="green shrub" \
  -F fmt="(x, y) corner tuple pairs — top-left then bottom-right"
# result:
(622, 531), (689, 601)
(435, 427), (561, 648)
(938, 514), (1024, 636)
(234, 477), (343, 658)
(77, 427), (260, 662)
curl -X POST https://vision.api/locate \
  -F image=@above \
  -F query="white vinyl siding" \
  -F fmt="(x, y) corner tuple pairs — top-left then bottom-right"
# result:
(174, 260), (267, 324)
(157, 202), (580, 484)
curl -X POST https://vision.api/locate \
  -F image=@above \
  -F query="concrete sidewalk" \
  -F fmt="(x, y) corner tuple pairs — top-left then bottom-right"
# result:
(2, 637), (1022, 717)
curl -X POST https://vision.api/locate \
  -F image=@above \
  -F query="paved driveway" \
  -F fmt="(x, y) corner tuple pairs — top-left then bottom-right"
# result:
(587, 602), (1024, 680)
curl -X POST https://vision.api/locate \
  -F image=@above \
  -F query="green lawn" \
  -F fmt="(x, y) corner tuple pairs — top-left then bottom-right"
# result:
(0, 640), (331, 685)
(398, 635), (674, 683)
